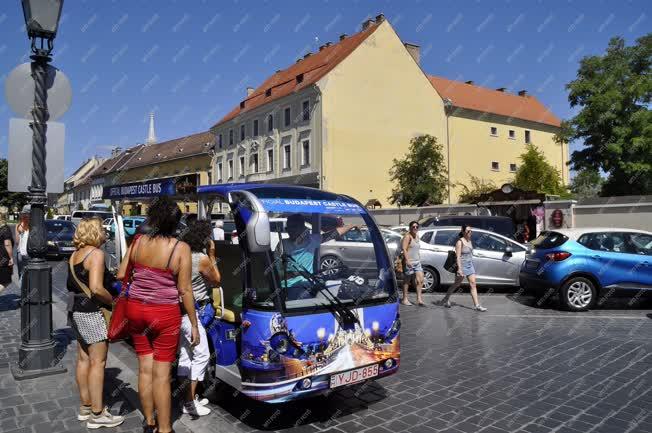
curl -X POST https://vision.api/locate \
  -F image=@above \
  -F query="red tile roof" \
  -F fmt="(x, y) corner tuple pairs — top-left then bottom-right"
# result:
(212, 21), (382, 129)
(428, 76), (561, 127)
(123, 131), (213, 170)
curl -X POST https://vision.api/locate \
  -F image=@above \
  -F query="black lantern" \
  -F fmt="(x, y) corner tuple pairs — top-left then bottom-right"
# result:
(21, 0), (64, 40)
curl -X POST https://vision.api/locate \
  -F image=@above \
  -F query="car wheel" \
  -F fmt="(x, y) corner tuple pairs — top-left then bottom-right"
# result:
(560, 277), (597, 312)
(320, 255), (343, 275)
(422, 267), (439, 293)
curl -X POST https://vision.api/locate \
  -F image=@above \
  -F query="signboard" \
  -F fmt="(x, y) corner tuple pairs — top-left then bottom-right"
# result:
(103, 174), (198, 200)
(259, 198), (364, 215)
(8, 118), (65, 193)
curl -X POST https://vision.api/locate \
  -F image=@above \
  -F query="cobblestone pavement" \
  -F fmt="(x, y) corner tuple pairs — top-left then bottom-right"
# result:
(1, 261), (651, 433)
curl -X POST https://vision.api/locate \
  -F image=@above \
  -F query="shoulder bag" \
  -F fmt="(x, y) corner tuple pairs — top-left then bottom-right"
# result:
(443, 241), (460, 274)
(68, 255), (112, 327)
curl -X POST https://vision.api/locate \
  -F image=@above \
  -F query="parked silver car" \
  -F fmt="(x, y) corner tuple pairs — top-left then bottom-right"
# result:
(319, 228), (402, 277)
(418, 226), (527, 291)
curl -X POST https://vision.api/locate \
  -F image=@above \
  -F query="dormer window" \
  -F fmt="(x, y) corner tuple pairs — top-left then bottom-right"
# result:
(296, 74), (304, 84)
(240, 101), (245, 109)
(265, 88), (272, 97)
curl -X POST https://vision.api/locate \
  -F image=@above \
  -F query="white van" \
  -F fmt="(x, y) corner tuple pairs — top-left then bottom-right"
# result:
(71, 210), (113, 225)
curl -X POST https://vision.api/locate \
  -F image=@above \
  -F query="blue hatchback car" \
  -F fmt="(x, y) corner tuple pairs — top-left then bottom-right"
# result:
(520, 228), (652, 311)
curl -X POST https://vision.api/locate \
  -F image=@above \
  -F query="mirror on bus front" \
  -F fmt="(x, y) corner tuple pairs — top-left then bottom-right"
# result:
(228, 190), (271, 253)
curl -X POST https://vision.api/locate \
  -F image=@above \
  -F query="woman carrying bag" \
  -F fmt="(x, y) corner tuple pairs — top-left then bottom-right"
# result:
(67, 218), (125, 429)
(437, 225), (487, 312)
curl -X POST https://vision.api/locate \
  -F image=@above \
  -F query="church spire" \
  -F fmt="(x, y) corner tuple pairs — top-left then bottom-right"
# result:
(146, 112), (157, 144)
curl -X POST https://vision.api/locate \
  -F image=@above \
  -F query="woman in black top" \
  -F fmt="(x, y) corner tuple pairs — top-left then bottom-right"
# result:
(67, 218), (124, 429)
(0, 215), (14, 292)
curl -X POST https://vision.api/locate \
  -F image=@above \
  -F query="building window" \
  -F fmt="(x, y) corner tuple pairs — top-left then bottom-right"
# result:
(283, 145), (291, 169)
(267, 114), (273, 132)
(217, 162), (223, 181)
(525, 130), (531, 143)
(267, 149), (274, 172)
(239, 156), (245, 177)
(510, 163), (517, 172)
(490, 126), (498, 136)
(227, 159), (233, 179)
(229, 129), (234, 145)
(508, 130), (515, 139)
(302, 100), (310, 121)
(240, 124), (245, 141)
(301, 140), (310, 166)
(252, 154), (259, 173)
(218, 134), (223, 149)
(491, 161), (500, 171)
(284, 107), (291, 127)
(253, 119), (259, 136)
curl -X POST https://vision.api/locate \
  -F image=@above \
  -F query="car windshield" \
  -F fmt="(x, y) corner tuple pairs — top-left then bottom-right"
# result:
(257, 210), (395, 312)
(45, 220), (75, 235)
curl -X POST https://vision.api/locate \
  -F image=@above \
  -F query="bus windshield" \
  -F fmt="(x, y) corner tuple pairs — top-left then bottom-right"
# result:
(259, 210), (395, 312)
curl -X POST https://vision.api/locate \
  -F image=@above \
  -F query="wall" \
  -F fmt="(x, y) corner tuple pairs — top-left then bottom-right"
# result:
(448, 110), (567, 202)
(318, 20), (447, 207)
(369, 204), (481, 226)
(544, 198), (652, 232)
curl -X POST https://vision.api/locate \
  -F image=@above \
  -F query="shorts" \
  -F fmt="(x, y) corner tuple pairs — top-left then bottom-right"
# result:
(404, 261), (423, 276)
(126, 299), (181, 362)
(70, 311), (107, 345)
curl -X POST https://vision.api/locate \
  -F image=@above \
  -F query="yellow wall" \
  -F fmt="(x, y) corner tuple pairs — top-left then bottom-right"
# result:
(448, 113), (567, 201)
(318, 20), (447, 207)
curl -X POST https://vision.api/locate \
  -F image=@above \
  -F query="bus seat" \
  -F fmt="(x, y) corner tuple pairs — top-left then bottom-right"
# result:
(213, 243), (244, 322)
(212, 287), (237, 323)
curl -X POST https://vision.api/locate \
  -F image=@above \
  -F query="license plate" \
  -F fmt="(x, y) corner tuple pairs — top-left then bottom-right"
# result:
(330, 364), (379, 388)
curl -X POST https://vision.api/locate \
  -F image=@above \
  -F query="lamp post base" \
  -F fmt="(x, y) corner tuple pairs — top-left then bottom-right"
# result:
(11, 358), (67, 381)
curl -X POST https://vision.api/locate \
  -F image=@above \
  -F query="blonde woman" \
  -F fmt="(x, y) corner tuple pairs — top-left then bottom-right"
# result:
(0, 214), (13, 293)
(68, 218), (124, 429)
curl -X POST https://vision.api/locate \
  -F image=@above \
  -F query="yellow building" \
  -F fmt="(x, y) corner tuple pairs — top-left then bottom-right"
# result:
(207, 15), (565, 205)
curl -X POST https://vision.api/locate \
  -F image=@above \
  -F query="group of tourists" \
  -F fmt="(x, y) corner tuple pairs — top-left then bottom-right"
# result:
(66, 197), (220, 432)
(399, 220), (487, 312)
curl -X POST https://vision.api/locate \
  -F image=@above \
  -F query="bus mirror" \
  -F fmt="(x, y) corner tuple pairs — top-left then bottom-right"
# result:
(246, 210), (270, 253)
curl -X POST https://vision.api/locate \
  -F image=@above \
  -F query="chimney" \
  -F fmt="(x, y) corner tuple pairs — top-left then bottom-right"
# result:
(362, 18), (373, 30)
(339, 33), (347, 41)
(296, 58), (302, 63)
(404, 42), (420, 65)
(465, 80), (474, 85)
(518, 90), (528, 96)
(246, 87), (254, 96)
(496, 87), (506, 92)
(325, 41), (332, 47)
(375, 14), (385, 23)
(303, 52), (311, 59)
(146, 112), (157, 144)
(319, 44), (325, 51)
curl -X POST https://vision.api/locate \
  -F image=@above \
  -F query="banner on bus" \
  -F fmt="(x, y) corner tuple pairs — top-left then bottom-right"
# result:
(102, 174), (198, 200)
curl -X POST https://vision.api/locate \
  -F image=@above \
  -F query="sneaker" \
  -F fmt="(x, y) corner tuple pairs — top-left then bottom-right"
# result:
(195, 395), (209, 406)
(86, 407), (125, 429)
(183, 401), (211, 417)
(77, 405), (92, 421)
(474, 305), (487, 312)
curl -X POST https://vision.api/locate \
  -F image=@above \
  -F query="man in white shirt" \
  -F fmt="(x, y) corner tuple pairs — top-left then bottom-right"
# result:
(212, 220), (225, 241)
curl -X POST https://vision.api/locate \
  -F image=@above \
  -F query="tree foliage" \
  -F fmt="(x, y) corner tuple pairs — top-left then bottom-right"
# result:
(513, 144), (567, 196)
(555, 34), (652, 195)
(456, 175), (497, 204)
(0, 159), (28, 212)
(570, 168), (604, 199)
(388, 134), (448, 206)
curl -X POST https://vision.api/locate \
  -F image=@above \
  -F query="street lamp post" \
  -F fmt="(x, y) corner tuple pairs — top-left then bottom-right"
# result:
(11, 0), (66, 380)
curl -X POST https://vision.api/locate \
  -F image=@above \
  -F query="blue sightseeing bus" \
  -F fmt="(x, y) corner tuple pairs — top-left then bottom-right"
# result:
(105, 180), (400, 403)
(198, 184), (400, 402)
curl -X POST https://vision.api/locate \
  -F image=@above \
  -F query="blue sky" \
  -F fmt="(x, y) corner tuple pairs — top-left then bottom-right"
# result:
(1, 0), (650, 177)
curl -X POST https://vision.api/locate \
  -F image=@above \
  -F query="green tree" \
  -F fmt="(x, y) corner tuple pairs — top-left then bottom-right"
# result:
(555, 34), (652, 195)
(0, 159), (28, 213)
(388, 135), (448, 206)
(513, 144), (567, 196)
(570, 168), (604, 199)
(456, 175), (497, 204)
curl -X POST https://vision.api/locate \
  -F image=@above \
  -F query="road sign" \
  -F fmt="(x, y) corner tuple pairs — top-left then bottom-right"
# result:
(8, 118), (65, 193)
(4, 63), (72, 121)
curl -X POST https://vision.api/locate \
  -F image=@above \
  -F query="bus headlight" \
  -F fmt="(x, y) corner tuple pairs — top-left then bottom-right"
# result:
(270, 332), (290, 354)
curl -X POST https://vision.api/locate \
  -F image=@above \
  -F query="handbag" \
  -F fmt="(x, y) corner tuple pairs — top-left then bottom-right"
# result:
(393, 252), (404, 274)
(68, 259), (112, 327)
(444, 250), (459, 274)
(107, 236), (139, 341)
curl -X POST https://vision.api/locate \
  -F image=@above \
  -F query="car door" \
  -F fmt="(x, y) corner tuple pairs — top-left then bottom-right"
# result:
(585, 232), (652, 290)
(472, 231), (523, 286)
(627, 232), (652, 288)
(428, 229), (459, 286)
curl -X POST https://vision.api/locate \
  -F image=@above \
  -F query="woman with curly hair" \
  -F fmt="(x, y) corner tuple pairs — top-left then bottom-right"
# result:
(68, 218), (124, 429)
(117, 197), (198, 433)
(178, 219), (221, 417)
